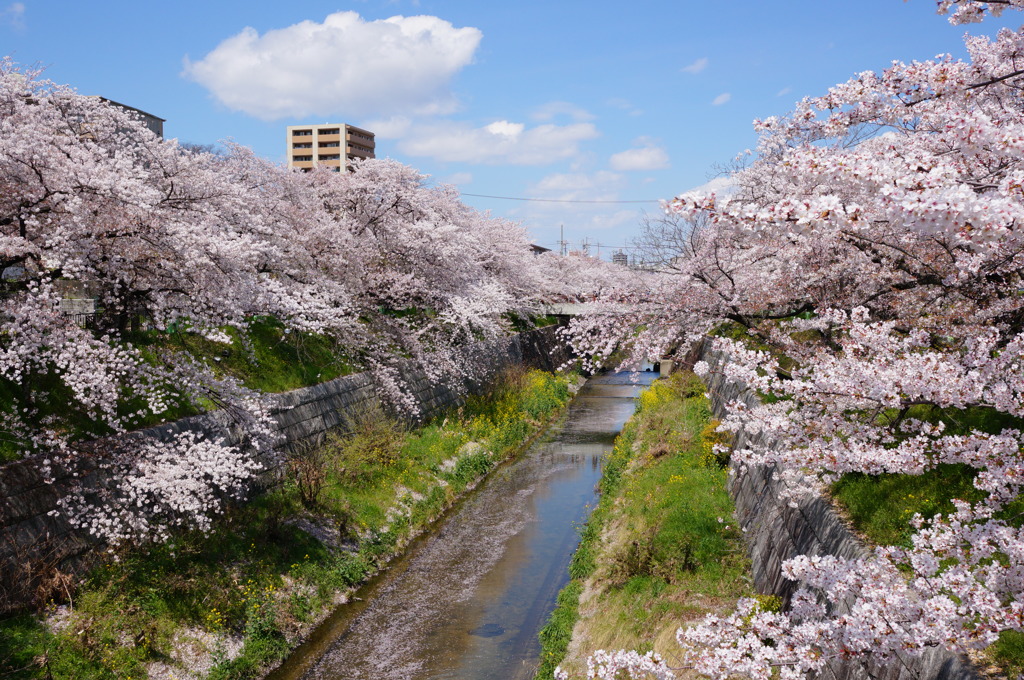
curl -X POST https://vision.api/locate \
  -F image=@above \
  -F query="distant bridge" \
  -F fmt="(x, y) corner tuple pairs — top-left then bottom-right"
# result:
(543, 303), (592, 316)
(541, 302), (672, 372)
(542, 302), (634, 316)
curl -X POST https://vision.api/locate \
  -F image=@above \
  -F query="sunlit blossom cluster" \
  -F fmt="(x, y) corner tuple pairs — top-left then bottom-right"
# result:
(0, 59), (624, 545)
(57, 432), (265, 545)
(562, 4), (1024, 678)
(555, 649), (674, 680)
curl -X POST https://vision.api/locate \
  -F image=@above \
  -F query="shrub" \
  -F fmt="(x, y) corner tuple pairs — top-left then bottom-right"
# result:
(286, 441), (329, 510)
(326, 407), (405, 484)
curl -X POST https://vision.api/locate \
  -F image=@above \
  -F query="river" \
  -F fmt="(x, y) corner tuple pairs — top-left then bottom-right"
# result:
(267, 371), (657, 680)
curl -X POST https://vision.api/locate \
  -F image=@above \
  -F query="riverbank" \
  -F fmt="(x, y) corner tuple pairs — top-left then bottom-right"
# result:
(0, 367), (578, 680)
(536, 372), (755, 679)
(267, 370), (654, 680)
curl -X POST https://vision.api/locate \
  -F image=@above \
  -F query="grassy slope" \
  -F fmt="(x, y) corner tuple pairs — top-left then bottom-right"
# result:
(536, 372), (754, 679)
(714, 322), (1024, 675)
(142, 317), (354, 395)
(0, 368), (575, 680)
(0, 317), (354, 463)
(830, 406), (1024, 677)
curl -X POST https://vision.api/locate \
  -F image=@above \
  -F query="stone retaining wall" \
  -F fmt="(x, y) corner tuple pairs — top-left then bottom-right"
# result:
(0, 326), (572, 613)
(690, 339), (977, 680)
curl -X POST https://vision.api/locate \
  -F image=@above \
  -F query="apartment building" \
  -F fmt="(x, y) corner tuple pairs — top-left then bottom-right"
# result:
(98, 98), (165, 138)
(286, 124), (375, 172)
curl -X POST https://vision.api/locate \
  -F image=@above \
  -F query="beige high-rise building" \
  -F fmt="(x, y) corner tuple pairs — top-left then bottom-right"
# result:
(286, 123), (375, 172)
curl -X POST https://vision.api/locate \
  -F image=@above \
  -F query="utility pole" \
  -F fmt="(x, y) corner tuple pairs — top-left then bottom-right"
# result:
(559, 224), (567, 256)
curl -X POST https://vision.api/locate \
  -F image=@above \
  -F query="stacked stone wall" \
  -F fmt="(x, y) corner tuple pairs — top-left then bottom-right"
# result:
(0, 326), (570, 612)
(691, 339), (977, 680)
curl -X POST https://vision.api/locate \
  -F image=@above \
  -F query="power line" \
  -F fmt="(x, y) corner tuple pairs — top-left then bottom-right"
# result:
(461, 192), (660, 204)
(539, 241), (647, 251)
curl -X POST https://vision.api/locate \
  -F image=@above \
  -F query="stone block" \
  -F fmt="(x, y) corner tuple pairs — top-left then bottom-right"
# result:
(697, 344), (978, 680)
(0, 327), (575, 601)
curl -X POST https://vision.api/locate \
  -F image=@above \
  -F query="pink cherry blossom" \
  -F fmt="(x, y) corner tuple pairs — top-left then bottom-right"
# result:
(0, 58), (590, 545)
(563, 4), (1024, 677)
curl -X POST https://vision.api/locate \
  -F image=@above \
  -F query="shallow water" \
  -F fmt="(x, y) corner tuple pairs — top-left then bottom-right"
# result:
(268, 371), (657, 680)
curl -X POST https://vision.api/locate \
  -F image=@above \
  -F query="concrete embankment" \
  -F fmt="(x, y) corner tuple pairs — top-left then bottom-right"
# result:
(0, 326), (571, 614)
(689, 339), (977, 680)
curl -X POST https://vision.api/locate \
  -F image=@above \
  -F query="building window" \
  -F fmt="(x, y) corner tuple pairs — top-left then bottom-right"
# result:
(318, 128), (340, 135)
(318, 154), (341, 161)
(292, 130), (313, 136)
(293, 142), (312, 149)
(293, 155), (312, 162)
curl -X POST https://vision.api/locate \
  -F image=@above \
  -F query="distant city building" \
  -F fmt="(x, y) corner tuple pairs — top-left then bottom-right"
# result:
(98, 97), (165, 138)
(286, 124), (375, 172)
(530, 244), (551, 256)
(629, 254), (657, 271)
(612, 250), (628, 267)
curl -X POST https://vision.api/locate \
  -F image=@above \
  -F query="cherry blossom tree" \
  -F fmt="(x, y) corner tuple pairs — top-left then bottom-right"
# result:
(0, 59), (561, 544)
(941, 0), (1024, 24)
(290, 159), (556, 406)
(561, 2), (1024, 677)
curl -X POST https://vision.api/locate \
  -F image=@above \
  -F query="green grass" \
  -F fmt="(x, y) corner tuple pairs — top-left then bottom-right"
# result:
(827, 405), (1024, 674)
(831, 465), (982, 546)
(990, 631), (1024, 679)
(535, 372), (750, 679)
(0, 317), (355, 463)
(145, 317), (353, 394)
(0, 367), (575, 680)
(536, 580), (583, 675)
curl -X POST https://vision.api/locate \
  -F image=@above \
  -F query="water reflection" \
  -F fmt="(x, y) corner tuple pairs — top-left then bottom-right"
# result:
(269, 371), (657, 680)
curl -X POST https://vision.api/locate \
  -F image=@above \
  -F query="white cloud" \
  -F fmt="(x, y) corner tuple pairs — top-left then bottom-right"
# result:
(777, 86), (792, 97)
(485, 120), (525, 137)
(609, 144), (670, 172)
(183, 12), (482, 121)
(683, 176), (736, 197)
(362, 115), (413, 139)
(712, 92), (731, 106)
(530, 171), (625, 201)
(587, 209), (639, 232)
(3, 3), (25, 30)
(681, 57), (709, 74)
(399, 119), (599, 165)
(606, 97), (642, 117)
(442, 171), (473, 186)
(531, 101), (595, 123)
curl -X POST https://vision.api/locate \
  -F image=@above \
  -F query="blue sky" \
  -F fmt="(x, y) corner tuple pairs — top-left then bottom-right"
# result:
(1, 1), (1018, 257)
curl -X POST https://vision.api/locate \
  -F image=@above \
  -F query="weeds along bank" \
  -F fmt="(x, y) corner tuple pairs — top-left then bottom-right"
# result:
(536, 372), (755, 679)
(0, 324), (570, 615)
(536, 354), (989, 680)
(0, 367), (578, 680)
